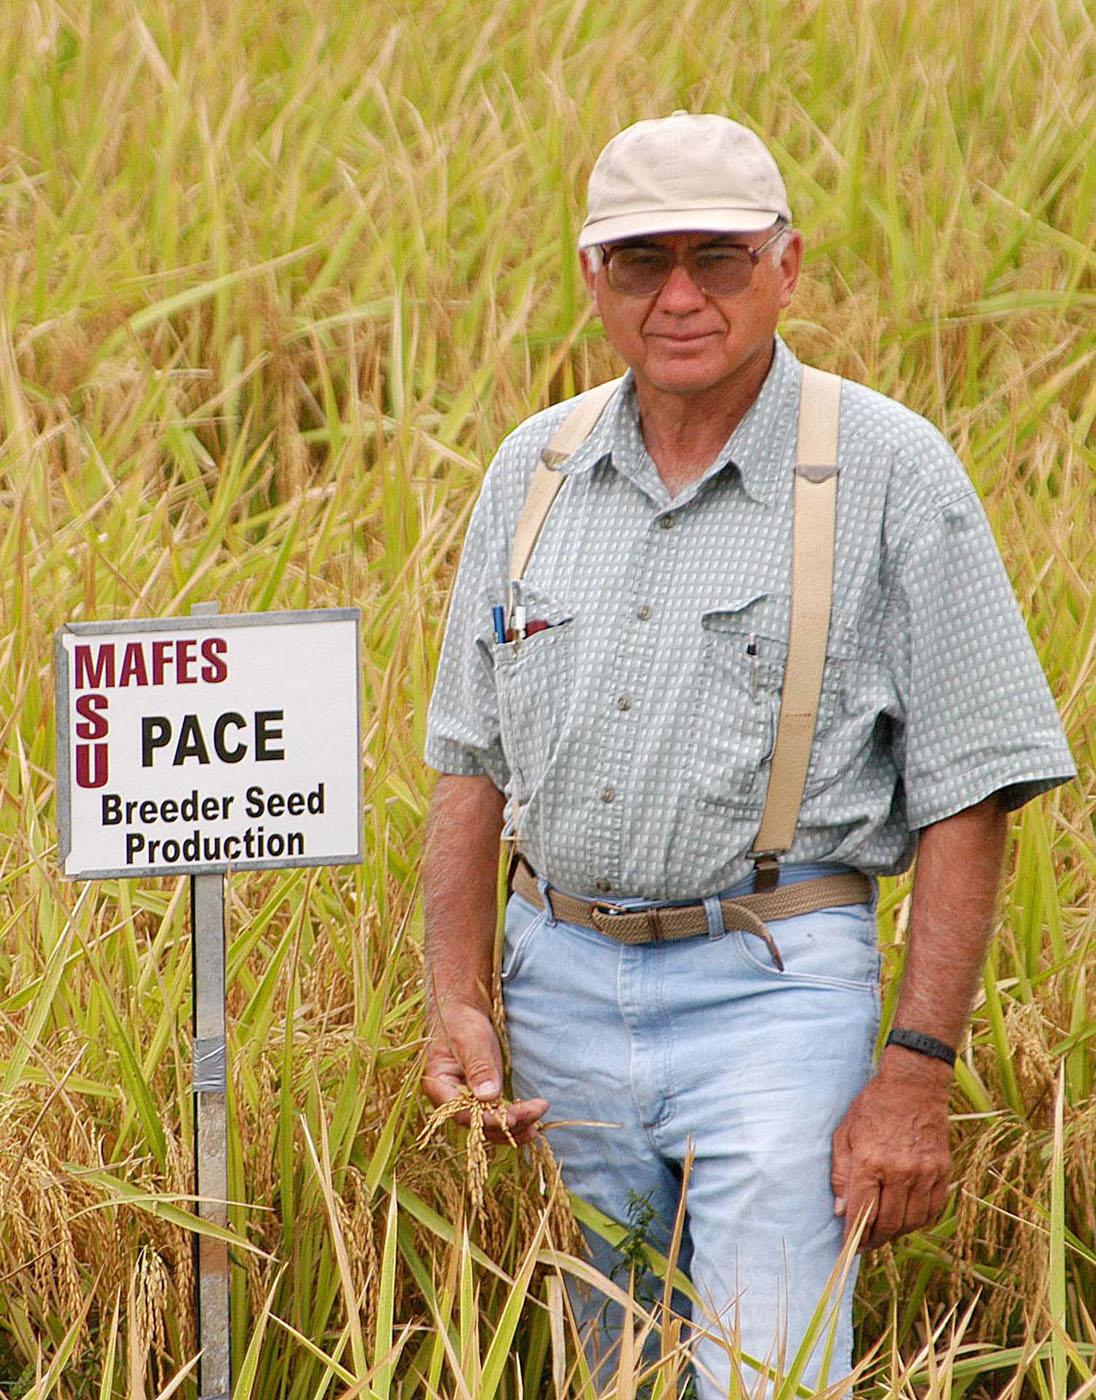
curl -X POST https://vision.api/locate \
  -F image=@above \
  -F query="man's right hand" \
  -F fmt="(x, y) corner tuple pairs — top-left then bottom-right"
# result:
(422, 1003), (548, 1147)
(422, 775), (546, 1146)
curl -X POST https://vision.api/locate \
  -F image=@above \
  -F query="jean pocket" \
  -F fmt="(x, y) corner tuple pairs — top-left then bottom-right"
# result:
(501, 894), (548, 983)
(495, 616), (575, 804)
(732, 903), (881, 991)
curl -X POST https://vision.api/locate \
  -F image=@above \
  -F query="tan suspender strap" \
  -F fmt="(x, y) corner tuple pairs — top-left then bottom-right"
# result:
(507, 464), (567, 617)
(750, 366), (842, 882)
(508, 378), (622, 617)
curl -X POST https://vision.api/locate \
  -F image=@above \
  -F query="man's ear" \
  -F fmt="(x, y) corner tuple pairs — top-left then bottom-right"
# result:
(777, 229), (804, 309)
(579, 248), (598, 299)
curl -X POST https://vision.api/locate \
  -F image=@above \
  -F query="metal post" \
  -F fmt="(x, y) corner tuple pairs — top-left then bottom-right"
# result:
(190, 601), (231, 1399)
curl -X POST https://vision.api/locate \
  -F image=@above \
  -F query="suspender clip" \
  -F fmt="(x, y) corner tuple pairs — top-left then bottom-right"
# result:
(751, 852), (781, 892)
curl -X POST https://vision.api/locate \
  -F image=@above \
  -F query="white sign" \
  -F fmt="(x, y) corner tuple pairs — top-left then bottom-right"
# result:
(55, 609), (361, 879)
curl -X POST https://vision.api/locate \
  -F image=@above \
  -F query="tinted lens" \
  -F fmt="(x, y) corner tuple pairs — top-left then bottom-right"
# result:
(691, 249), (754, 295)
(606, 247), (755, 296)
(607, 248), (673, 294)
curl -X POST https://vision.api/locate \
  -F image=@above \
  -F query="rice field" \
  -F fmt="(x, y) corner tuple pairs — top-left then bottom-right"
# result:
(0, 0), (1092, 1394)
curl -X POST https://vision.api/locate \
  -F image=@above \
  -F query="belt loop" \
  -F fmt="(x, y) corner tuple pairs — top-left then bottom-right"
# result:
(537, 875), (557, 927)
(703, 895), (726, 940)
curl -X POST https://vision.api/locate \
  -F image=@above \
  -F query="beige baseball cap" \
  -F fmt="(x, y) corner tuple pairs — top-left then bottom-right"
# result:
(578, 112), (791, 249)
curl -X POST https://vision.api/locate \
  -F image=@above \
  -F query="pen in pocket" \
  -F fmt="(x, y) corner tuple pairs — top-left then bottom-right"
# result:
(510, 580), (526, 640)
(499, 619), (551, 642)
(494, 587), (553, 643)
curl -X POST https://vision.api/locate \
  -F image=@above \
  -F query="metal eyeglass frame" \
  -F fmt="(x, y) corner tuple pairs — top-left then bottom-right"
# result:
(599, 222), (789, 297)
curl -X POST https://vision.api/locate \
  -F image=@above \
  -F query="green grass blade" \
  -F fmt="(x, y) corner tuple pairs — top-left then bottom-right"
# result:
(479, 1209), (550, 1397)
(370, 1187), (399, 1397)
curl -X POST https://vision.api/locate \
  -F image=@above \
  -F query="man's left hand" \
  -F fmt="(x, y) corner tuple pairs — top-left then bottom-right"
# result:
(830, 1055), (951, 1251)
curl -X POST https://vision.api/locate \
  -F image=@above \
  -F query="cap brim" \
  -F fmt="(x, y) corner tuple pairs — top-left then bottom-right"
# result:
(578, 206), (785, 248)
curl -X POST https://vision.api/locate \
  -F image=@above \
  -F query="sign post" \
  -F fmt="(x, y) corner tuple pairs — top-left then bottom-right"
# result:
(189, 602), (230, 1398)
(55, 605), (362, 1396)
(192, 864), (230, 1396)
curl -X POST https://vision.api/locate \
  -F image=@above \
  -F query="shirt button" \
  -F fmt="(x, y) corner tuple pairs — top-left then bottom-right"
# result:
(658, 515), (675, 530)
(595, 878), (612, 893)
(636, 605), (652, 621)
(600, 786), (615, 803)
(616, 695), (632, 711)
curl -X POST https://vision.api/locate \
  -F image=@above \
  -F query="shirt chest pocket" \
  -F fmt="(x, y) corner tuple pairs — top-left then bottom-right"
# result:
(688, 593), (847, 816)
(494, 614), (575, 804)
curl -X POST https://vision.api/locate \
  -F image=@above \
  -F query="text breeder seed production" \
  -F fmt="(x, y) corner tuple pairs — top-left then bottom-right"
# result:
(56, 611), (362, 880)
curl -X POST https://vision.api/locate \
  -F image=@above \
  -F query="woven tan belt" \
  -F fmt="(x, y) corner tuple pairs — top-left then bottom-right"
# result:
(511, 860), (872, 970)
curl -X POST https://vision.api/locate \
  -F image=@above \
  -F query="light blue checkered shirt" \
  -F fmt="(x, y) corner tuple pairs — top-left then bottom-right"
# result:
(426, 337), (1074, 901)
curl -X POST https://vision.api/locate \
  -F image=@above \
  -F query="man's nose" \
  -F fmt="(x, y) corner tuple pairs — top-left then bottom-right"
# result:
(655, 261), (709, 311)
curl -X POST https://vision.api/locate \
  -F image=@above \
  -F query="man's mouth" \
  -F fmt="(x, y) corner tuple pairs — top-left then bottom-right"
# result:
(647, 331), (721, 345)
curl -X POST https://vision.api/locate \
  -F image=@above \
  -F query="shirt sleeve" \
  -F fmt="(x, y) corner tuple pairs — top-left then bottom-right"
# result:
(424, 473), (510, 790)
(885, 489), (1075, 829)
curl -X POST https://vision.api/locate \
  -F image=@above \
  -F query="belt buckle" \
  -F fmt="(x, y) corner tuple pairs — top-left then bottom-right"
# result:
(591, 900), (666, 942)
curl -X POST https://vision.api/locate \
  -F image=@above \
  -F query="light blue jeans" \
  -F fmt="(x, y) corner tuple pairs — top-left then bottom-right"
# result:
(502, 864), (880, 1397)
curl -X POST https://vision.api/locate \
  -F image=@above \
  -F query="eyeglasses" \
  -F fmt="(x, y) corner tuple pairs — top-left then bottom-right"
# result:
(600, 225), (788, 298)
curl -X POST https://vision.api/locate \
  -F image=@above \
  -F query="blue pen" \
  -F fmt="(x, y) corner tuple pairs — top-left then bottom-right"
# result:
(492, 605), (507, 644)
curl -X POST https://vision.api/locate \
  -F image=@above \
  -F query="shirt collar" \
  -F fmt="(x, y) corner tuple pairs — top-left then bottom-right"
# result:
(557, 334), (801, 507)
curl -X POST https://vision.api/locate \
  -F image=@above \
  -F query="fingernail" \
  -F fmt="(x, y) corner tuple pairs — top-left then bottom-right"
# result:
(474, 1080), (499, 1098)
(834, 1197), (846, 1215)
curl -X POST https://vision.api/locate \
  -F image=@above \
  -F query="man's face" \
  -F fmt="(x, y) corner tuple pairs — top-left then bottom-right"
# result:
(580, 227), (803, 399)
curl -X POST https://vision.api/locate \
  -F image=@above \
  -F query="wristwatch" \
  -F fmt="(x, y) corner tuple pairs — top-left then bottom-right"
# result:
(885, 1027), (956, 1068)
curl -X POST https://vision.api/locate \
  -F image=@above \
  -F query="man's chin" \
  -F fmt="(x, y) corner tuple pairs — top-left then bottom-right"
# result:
(641, 363), (730, 396)
(636, 339), (774, 398)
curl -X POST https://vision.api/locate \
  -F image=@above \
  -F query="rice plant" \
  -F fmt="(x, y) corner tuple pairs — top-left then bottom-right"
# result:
(0, 0), (1091, 1393)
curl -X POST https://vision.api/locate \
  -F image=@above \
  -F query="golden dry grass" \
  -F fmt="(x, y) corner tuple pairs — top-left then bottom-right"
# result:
(0, 0), (1091, 1393)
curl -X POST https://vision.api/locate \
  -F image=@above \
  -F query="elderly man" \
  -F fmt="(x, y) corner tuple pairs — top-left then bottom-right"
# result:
(421, 113), (1074, 1391)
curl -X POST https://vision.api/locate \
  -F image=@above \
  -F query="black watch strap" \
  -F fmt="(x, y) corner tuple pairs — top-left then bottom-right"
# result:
(885, 1028), (957, 1068)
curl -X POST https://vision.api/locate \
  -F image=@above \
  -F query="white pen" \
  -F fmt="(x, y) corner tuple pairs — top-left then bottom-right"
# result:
(511, 580), (527, 640)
